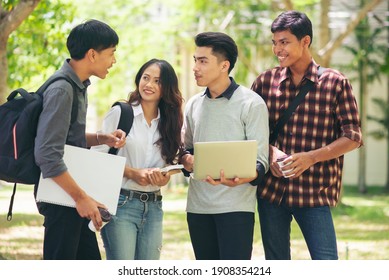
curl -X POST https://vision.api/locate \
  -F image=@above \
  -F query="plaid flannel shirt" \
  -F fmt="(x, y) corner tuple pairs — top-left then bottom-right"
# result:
(251, 60), (362, 207)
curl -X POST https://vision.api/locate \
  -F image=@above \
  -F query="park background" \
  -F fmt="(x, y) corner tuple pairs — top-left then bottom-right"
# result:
(0, 0), (388, 260)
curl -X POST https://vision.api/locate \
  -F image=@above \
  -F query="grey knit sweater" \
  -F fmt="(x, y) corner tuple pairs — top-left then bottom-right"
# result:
(183, 84), (269, 214)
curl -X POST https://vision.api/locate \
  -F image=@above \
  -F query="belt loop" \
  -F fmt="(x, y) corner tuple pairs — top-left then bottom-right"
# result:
(129, 190), (134, 200)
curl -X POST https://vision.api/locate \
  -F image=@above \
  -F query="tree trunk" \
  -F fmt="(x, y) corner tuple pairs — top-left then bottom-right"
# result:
(0, 0), (41, 103)
(0, 39), (7, 104)
(317, 0), (383, 65)
(386, 0), (389, 193)
(357, 65), (368, 193)
(357, 0), (369, 194)
(357, 66), (368, 193)
(319, 0), (330, 49)
(386, 124), (389, 192)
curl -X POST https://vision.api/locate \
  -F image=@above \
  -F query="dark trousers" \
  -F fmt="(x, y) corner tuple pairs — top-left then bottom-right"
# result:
(37, 202), (101, 260)
(187, 212), (254, 260)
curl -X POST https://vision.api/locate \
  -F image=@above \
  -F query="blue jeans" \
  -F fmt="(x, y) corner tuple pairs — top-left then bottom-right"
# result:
(101, 193), (163, 260)
(257, 197), (338, 260)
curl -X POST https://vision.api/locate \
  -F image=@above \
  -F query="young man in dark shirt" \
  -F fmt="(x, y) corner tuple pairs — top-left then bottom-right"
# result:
(35, 19), (126, 260)
(251, 11), (362, 260)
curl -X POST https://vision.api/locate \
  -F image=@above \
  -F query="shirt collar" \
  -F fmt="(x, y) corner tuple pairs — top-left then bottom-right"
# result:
(304, 60), (319, 83)
(133, 103), (160, 120)
(202, 77), (239, 100)
(282, 59), (319, 84)
(63, 59), (91, 89)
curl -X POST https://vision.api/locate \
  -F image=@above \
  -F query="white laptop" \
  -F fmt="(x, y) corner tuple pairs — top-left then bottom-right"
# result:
(193, 140), (257, 180)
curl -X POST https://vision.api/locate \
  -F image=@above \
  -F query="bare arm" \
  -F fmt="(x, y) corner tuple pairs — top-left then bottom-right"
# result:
(86, 129), (126, 148)
(280, 136), (360, 178)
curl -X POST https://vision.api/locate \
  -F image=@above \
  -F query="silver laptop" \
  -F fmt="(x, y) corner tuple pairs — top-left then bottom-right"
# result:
(193, 140), (257, 180)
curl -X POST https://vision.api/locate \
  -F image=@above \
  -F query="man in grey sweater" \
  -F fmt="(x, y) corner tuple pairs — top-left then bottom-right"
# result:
(180, 32), (269, 260)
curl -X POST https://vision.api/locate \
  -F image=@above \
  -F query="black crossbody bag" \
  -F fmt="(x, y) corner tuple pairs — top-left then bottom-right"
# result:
(269, 67), (326, 144)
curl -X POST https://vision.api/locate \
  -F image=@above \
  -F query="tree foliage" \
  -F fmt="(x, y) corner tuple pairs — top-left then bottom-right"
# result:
(0, 0), (75, 104)
(1, 0), (386, 149)
(72, 0), (187, 114)
(1, 0), (40, 102)
(1, 0), (384, 107)
(6, 0), (75, 89)
(338, 0), (388, 192)
(368, 98), (389, 140)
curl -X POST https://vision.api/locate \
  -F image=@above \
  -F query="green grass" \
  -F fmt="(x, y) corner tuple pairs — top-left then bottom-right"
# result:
(0, 213), (43, 229)
(0, 183), (388, 260)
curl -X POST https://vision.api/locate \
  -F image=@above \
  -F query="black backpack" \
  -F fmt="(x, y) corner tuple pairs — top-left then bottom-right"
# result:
(108, 101), (134, 155)
(0, 75), (78, 220)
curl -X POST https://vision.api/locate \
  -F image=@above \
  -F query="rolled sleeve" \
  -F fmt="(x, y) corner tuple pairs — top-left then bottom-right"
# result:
(91, 105), (121, 154)
(34, 85), (73, 178)
(337, 79), (363, 147)
(341, 124), (363, 146)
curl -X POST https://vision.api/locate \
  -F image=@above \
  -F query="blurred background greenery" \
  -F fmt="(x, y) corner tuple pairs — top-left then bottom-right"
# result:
(0, 0), (388, 260)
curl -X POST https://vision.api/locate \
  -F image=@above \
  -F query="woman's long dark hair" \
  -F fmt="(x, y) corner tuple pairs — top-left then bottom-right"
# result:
(127, 59), (184, 164)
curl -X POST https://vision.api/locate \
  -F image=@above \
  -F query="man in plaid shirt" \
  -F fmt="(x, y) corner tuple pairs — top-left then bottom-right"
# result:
(251, 10), (363, 260)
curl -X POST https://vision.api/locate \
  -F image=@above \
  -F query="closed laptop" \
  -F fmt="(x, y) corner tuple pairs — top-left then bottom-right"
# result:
(193, 140), (257, 180)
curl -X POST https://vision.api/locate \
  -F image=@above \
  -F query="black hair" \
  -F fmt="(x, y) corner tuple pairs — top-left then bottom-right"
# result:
(271, 11), (313, 47)
(195, 32), (238, 73)
(128, 59), (184, 164)
(67, 19), (119, 60)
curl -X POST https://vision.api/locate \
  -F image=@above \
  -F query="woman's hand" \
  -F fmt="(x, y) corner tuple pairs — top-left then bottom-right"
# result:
(124, 167), (170, 186)
(124, 167), (152, 186)
(149, 169), (170, 186)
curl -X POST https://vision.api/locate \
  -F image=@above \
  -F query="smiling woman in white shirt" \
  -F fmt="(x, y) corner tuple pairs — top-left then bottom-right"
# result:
(92, 58), (184, 260)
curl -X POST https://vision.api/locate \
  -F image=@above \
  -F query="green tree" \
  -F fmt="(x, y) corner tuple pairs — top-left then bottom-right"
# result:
(0, 0), (41, 103)
(73, 0), (184, 116)
(367, 97), (389, 192)
(2, 0), (384, 108)
(341, 0), (388, 193)
(174, 0), (384, 80)
(366, 23), (389, 192)
(0, 0), (75, 103)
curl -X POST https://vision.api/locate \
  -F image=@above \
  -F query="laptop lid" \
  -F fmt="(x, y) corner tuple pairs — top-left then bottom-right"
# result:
(193, 140), (257, 180)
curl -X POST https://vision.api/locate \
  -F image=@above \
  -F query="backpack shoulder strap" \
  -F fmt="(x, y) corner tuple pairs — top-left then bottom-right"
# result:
(37, 75), (79, 125)
(108, 102), (134, 155)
